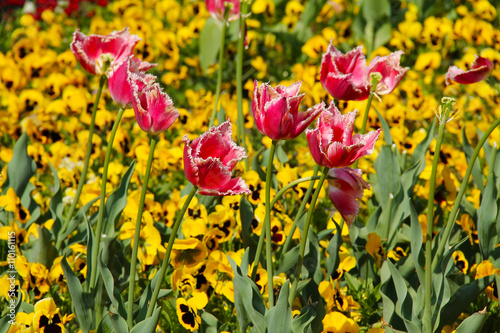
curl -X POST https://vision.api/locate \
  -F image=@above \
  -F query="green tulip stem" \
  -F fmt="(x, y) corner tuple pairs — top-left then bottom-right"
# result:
(57, 75), (106, 250)
(432, 117), (500, 272)
(251, 174), (322, 279)
(146, 185), (199, 320)
(289, 166), (329, 306)
(127, 135), (158, 328)
(89, 107), (126, 293)
(208, 11), (229, 127)
(281, 164), (320, 256)
(423, 104), (450, 333)
(265, 141), (278, 307)
(236, 0), (249, 169)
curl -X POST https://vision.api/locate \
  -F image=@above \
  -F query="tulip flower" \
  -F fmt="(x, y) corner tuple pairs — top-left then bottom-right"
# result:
(445, 55), (493, 85)
(252, 80), (322, 141)
(320, 42), (408, 101)
(327, 167), (369, 227)
(183, 120), (251, 196)
(306, 101), (381, 168)
(109, 56), (156, 108)
(205, 0), (241, 22)
(132, 83), (180, 135)
(71, 27), (141, 76)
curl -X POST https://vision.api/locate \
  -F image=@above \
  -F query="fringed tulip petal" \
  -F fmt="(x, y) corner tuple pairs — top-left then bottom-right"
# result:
(445, 56), (493, 85)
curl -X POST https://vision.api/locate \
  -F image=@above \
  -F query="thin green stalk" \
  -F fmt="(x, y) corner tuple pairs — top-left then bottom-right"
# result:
(208, 14), (228, 127)
(146, 185), (198, 319)
(281, 164), (320, 256)
(289, 166), (329, 306)
(251, 174), (321, 279)
(265, 141), (277, 308)
(127, 136), (158, 328)
(432, 117), (500, 272)
(88, 108), (125, 292)
(423, 109), (449, 333)
(360, 91), (375, 136)
(57, 75), (106, 250)
(236, 0), (249, 169)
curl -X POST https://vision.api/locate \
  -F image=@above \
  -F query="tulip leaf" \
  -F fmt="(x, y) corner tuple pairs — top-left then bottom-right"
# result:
(109, 312), (129, 333)
(276, 243), (300, 274)
(100, 160), (135, 237)
(199, 18), (222, 72)
(409, 202), (425, 285)
(24, 225), (58, 268)
(477, 157), (498, 260)
(454, 309), (488, 333)
(61, 256), (93, 333)
(131, 307), (161, 333)
(373, 106), (393, 146)
(412, 119), (436, 174)
(293, 0), (327, 43)
(136, 272), (171, 323)
(265, 281), (292, 333)
(100, 257), (127, 320)
(374, 22), (392, 51)
(240, 197), (255, 249)
(2, 132), (36, 199)
(59, 196), (100, 243)
(325, 220), (343, 278)
(48, 162), (64, 237)
(291, 304), (316, 333)
(228, 256), (266, 333)
(374, 145), (402, 209)
(462, 127), (484, 192)
(361, 0), (390, 22)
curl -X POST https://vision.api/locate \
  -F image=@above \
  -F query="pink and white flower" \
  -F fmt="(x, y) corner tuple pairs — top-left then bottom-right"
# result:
(183, 120), (250, 196)
(132, 83), (179, 135)
(327, 167), (369, 227)
(320, 42), (408, 101)
(109, 56), (156, 108)
(445, 56), (493, 85)
(71, 27), (141, 76)
(306, 101), (381, 168)
(205, 0), (241, 22)
(252, 80), (322, 141)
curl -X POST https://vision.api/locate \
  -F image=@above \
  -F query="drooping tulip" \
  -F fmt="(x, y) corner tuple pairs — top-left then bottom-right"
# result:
(108, 56), (156, 108)
(132, 83), (180, 135)
(320, 42), (408, 101)
(445, 56), (493, 85)
(252, 80), (322, 141)
(183, 120), (251, 196)
(306, 101), (381, 168)
(327, 167), (369, 227)
(71, 27), (141, 76)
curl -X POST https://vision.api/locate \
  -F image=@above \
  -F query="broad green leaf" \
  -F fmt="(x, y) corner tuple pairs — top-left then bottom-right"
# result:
(412, 119), (436, 174)
(201, 312), (219, 333)
(83, 214), (95, 293)
(101, 160), (136, 237)
(361, 0), (390, 22)
(100, 258), (127, 320)
(454, 309), (488, 333)
(374, 22), (392, 51)
(477, 165), (498, 260)
(109, 312), (128, 333)
(462, 127), (484, 192)
(59, 196), (99, 243)
(410, 202), (425, 285)
(374, 145), (401, 209)
(2, 132), (36, 198)
(199, 18), (222, 71)
(276, 244), (300, 274)
(61, 256), (92, 333)
(437, 275), (494, 331)
(0, 297), (21, 333)
(24, 225), (58, 268)
(131, 307), (161, 333)
(217, 105), (226, 126)
(240, 197), (255, 249)
(275, 144), (289, 164)
(48, 162), (64, 236)
(136, 271), (171, 323)
(325, 220), (343, 278)
(292, 305), (316, 333)
(374, 106), (393, 146)
(266, 281), (292, 333)
(228, 256), (266, 333)
(293, 0), (327, 42)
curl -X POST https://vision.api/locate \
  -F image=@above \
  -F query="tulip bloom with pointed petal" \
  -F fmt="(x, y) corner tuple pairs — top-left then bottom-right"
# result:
(320, 42), (408, 101)
(71, 27), (141, 76)
(445, 56), (493, 85)
(206, 0), (241, 22)
(132, 83), (180, 135)
(183, 120), (251, 196)
(109, 56), (157, 108)
(306, 101), (381, 168)
(328, 167), (369, 227)
(252, 80), (322, 141)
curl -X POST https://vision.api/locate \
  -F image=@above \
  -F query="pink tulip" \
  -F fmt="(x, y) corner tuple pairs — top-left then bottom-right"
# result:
(183, 120), (251, 196)
(445, 56), (493, 85)
(71, 27), (141, 76)
(320, 42), (408, 101)
(132, 83), (180, 135)
(252, 80), (322, 141)
(327, 167), (369, 227)
(205, 0), (240, 22)
(109, 56), (156, 108)
(306, 101), (381, 168)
